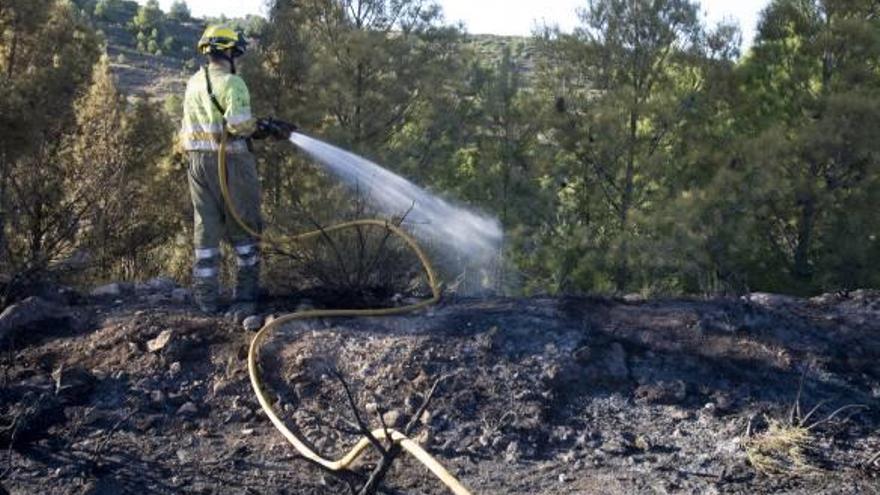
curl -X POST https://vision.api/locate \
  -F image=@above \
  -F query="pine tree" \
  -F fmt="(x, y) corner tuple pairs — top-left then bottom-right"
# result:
(168, 0), (191, 22)
(0, 0), (100, 299)
(730, 0), (880, 291)
(536, 0), (704, 292)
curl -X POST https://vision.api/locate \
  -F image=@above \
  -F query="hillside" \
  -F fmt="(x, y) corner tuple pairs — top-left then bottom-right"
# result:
(102, 22), (197, 99)
(1, 285), (878, 494)
(87, 7), (533, 99)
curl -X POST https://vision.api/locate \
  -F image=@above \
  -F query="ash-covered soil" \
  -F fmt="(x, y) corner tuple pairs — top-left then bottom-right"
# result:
(1, 284), (879, 494)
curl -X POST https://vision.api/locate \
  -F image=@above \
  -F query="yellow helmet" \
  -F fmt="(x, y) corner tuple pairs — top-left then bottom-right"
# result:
(197, 25), (247, 57)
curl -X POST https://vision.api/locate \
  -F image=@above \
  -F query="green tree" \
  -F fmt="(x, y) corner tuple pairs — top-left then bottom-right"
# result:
(729, 0), (880, 291)
(94, 0), (136, 23)
(64, 56), (180, 281)
(247, 0), (464, 209)
(167, 0), (191, 21)
(443, 45), (545, 290)
(536, 0), (704, 292)
(275, 0), (461, 151)
(0, 0), (101, 300)
(132, 0), (163, 32)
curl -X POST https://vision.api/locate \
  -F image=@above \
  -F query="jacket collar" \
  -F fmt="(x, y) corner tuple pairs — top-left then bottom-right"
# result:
(208, 60), (232, 74)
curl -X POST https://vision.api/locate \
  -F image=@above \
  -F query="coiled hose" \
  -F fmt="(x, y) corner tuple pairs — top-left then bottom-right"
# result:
(217, 131), (473, 495)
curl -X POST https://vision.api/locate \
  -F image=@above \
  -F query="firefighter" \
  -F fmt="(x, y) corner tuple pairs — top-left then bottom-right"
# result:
(180, 25), (295, 323)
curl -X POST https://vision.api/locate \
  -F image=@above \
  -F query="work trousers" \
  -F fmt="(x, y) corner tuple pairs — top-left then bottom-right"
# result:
(187, 150), (262, 304)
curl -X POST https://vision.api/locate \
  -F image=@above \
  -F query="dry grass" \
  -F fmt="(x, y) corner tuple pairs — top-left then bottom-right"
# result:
(745, 420), (817, 476)
(744, 375), (869, 477)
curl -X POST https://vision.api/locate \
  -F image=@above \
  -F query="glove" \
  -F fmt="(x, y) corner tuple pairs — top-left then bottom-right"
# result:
(253, 118), (298, 140)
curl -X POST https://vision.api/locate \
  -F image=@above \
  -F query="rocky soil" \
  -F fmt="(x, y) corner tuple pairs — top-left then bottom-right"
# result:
(1, 281), (879, 494)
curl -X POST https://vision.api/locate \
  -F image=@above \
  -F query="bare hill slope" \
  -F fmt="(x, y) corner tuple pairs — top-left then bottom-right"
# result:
(1, 285), (878, 494)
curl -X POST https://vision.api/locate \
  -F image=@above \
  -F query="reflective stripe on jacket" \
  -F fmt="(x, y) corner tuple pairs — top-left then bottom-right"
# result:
(180, 64), (256, 153)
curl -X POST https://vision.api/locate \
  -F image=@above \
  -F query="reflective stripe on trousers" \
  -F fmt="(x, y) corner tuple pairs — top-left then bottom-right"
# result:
(235, 243), (260, 267)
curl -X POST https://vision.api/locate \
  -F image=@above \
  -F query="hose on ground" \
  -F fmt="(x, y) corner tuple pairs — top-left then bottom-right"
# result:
(217, 130), (473, 495)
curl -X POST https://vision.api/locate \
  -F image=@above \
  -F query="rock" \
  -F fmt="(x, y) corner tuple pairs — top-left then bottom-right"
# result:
(53, 366), (96, 405)
(171, 288), (189, 303)
(669, 408), (691, 420)
(382, 409), (402, 428)
(711, 391), (736, 413)
(147, 330), (173, 353)
(634, 380), (687, 405)
(600, 432), (635, 456)
(810, 293), (838, 305)
(419, 410), (432, 425)
(701, 402), (718, 417)
(242, 315), (263, 332)
(169, 362), (182, 375)
(504, 441), (521, 463)
(146, 277), (177, 291)
(0, 296), (72, 345)
(212, 379), (230, 396)
(478, 433), (491, 447)
(744, 292), (797, 307)
(622, 293), (645, 303)
(415, 429), (431, 445)
(150, 390), (166, 403)
(558, 427), (578, 444)
(177, 402), (198, 415)
(90, 283), (125, 297)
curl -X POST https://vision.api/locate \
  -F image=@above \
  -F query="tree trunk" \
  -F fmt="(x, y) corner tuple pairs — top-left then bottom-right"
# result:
(616, 107), (637, 292)
(793, 195), (816, 282)
(6, 14), (19, 80)
(354, 60), (364, 144)
(0, 152), (7, 262)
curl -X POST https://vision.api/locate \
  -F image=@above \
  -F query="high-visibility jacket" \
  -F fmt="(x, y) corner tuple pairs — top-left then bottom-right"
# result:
(180, 64), (256, 153)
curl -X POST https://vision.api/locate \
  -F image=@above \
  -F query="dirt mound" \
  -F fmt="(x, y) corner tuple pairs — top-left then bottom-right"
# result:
(1, 290), (878, 494)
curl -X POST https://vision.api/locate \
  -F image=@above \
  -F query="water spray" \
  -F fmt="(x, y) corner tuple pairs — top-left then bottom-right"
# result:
(289, 132), (503, 265)
(216, 129), (484, 494)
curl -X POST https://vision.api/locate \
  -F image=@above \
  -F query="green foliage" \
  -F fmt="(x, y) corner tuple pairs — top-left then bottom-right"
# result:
(527, 0), (707, 292)
(132, 0), (163, 31)
(0, 1), (182, 302)
(168, 0), (191, 22)
(94, 0), (137, 23)
(130, 0), (165, 54)
(697, 0), (880, 294)
(0, 0), (101, 300)
(203, 14), (266, 38)
(3, 0), (879, 301)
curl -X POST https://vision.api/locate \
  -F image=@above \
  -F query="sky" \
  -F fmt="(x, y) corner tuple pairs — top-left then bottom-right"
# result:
(145, 0), (770, 47)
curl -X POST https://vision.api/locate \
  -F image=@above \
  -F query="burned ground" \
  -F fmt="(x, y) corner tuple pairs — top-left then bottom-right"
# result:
(1, 286), (878, 494)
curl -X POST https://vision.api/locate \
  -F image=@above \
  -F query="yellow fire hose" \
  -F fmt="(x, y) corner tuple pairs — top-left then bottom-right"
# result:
(216, 131), (473, 495)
